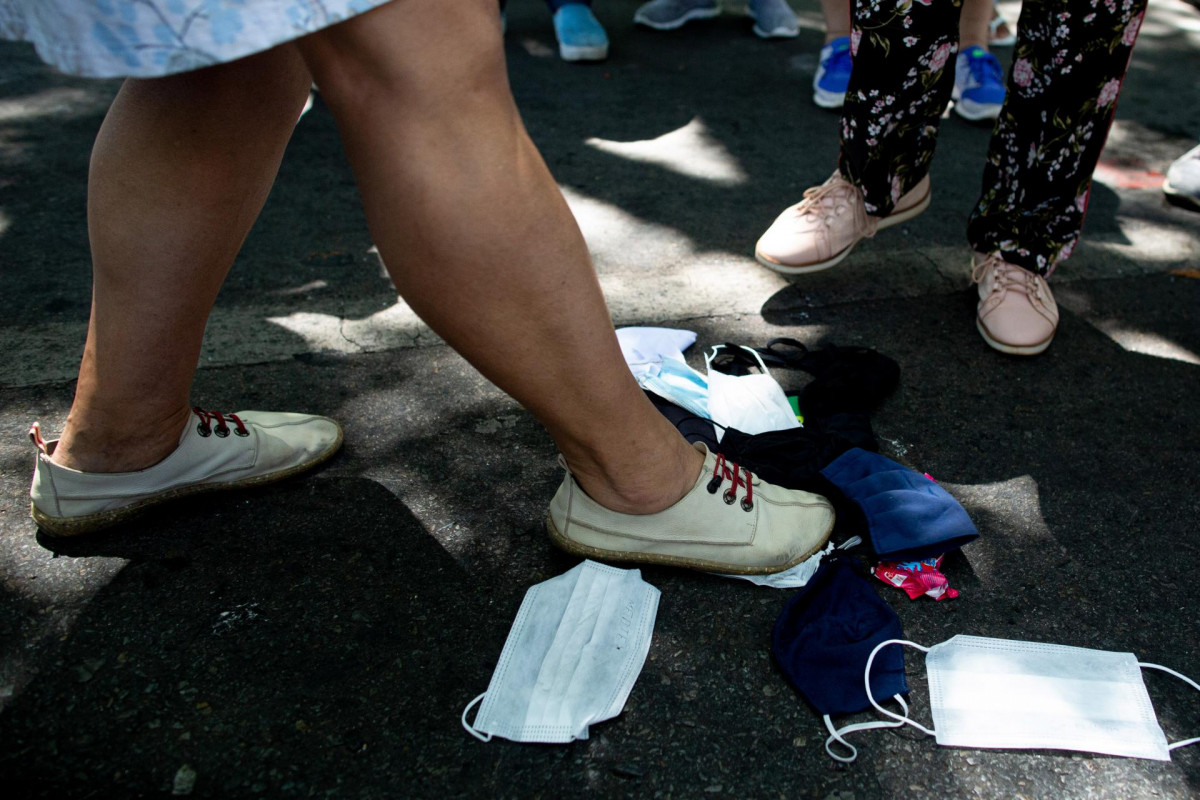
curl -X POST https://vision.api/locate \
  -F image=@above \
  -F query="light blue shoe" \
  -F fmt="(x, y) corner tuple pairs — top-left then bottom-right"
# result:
(812, 36), (852, 109)
(553, 4), (609, 62)
(633, 0), (720, 31)
(746, 0), (799, 39)
(952, 46), (1006, 121)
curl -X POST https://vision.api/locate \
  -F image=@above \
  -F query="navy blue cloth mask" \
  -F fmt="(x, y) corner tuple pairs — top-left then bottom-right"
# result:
(820, 448), (979, 562)
(773, 558), (912, 761)
(773, 558), (908, 715)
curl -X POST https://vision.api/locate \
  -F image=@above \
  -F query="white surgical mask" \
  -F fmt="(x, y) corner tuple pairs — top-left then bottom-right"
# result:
(705, 345), (800, 441)
(826, 634), (1199, 763)
(616, 326), (697, 378)
(462, 561), (660, 744)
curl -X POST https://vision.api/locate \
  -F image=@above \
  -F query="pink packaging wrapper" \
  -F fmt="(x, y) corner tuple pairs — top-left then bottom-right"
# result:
(874, 555), (959, 601)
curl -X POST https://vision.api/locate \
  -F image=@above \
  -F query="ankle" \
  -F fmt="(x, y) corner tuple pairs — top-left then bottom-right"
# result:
(51, 406), (190, 474)
(566, 437), (704, 516)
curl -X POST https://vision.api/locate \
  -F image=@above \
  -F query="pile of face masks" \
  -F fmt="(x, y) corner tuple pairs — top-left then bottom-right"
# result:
(460, 328), (1199, 767)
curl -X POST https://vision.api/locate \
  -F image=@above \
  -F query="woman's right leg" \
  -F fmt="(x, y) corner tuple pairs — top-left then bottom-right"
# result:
(52, 46), (314, 474)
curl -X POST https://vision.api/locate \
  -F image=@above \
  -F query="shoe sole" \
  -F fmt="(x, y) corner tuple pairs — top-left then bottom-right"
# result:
(31, 427), (345, 537)
(1163, 179), (1200, 211)
(634, 7), (720, 30)
(953, 97), (1002, 121)
(754, 188), (932, 275)
(559, 43), (609, 61)
(976, 318), (1053, 356)
(543, 506), (834, 575)
(812, 86), (845, 109)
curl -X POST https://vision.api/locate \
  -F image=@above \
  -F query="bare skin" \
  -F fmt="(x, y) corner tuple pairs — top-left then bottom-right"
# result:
(820, 0), (995, 50)
(52, 0), (703, 515)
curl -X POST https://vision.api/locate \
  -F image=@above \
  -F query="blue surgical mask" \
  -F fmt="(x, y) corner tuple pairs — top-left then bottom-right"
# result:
(639, 356), (711, 420)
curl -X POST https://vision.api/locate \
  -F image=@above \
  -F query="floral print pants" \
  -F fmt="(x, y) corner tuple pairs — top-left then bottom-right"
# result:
(838, 0), (1147, 276)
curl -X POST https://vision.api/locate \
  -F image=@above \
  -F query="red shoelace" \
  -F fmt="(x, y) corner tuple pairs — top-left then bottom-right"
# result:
(707, 452), (754, 511)
(192, 407), (249, 438)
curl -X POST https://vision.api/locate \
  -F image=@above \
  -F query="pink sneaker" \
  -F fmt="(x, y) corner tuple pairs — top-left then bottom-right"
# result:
(971, 254), (1059, 356)
(755, 172), (931, 274)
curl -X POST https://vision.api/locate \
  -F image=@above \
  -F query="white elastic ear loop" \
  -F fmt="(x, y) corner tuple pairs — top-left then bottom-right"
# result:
(864, 639), (936, 736)
(705, 344), (771, 375)
(823, 694), (910, 763)
(1138, 662), (1200, 750)
(461, 693), (493, 742)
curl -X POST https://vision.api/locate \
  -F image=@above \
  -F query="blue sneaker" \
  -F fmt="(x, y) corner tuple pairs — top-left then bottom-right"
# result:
(553, 4), (609, 62)
(812, 36), (852, 109)
(952, 46), (1006, 121)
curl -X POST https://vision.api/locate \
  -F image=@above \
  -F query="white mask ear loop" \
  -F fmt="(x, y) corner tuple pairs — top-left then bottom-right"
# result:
(1138, 662), (1200, 750)
(823, 694), (911, 763)
(864, 639), (936, 736)
(706, 344), (772, 375)
(461, 693), (493, 742)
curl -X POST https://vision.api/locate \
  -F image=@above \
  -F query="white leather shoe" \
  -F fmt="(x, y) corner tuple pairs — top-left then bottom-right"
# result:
(29, 408), (343, 536)
(546, 443), (835, 574)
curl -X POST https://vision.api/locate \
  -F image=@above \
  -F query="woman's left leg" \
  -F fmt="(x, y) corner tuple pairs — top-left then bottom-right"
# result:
(968, 0), (1147, 354)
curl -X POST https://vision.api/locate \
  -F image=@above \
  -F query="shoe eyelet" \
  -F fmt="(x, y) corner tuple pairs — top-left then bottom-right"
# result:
(197, 424), (212, 437)
(234, 428), (250, 437)
(741, 498), (754, 512)
(706, 477), (721, 494)
(214, 425), (230, 438)
(723, 489), (736, 505)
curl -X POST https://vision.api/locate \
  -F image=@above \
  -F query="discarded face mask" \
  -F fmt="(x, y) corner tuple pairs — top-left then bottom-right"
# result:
(705, 345), (800, 440)
(639, 355), (711, 420)
(772, 558), (911, 755)
(616, 326), (697, 379)
(821, 448), (979, 562)
(826, 634), (1200, 763)
(717, 537), (862, 589)
(462, 560), (660, 744)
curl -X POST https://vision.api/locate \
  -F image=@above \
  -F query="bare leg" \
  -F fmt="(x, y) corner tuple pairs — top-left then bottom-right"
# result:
(294, 0), (701, 513)
(960, 0), (992, 50)
(819, 0), (851, 43)
(53, 47), (313, 473)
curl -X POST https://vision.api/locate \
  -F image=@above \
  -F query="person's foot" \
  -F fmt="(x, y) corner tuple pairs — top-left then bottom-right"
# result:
(755, 172), (931, 274)
(971, 253), (1059, 355)
(30, 408), (343, 536)
(812, 36), (852, 109)
(553, 4), (609, 61)
(633, 0), (720, 30)
(546, 443), (835, 574)
(989, 8), (1017, 46)
(952, 46), (1006, 121)
(1163, 143), (1200, 212)
(746, 0), (799, 38)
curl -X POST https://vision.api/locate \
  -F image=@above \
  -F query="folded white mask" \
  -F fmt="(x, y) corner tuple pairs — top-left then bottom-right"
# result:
(462, 561), (660, 744)
(705, 345), (799, 441)
(826, 634), (1199, 763)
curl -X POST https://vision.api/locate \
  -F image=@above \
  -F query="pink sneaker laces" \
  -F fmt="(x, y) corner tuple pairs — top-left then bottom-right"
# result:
(972, 254), (1047, 304)
(707, 453), (755, 511)
(787, 176), (879, 237)
(192, 407), (249, 438)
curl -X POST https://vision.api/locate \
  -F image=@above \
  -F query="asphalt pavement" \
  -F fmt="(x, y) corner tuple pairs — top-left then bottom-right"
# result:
(1, 1), (1198, 798)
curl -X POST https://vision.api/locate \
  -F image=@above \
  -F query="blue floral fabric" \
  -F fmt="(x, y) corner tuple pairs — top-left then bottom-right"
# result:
(0, 0), (392, 78)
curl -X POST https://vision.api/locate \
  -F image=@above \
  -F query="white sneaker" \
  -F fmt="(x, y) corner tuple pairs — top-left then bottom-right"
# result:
(29, 408), (343, 536)
(546, 443), (835, 574)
